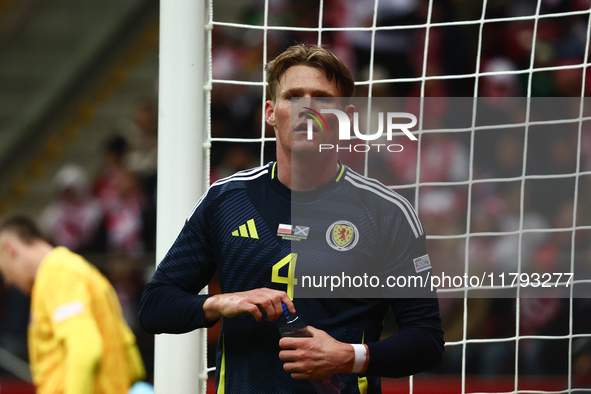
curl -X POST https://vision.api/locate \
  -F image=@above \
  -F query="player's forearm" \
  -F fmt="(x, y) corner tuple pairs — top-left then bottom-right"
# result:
(139, 281), (216, 333)
(365, 325), (443, 377)
(63, 327), (103, 394)
(202, 289), (294, 323)
(365, 298), (444, 377)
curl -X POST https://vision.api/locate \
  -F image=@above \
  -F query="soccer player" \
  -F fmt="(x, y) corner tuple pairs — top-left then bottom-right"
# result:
(0, 216), (146, 394)
(139, 44), (444, 393)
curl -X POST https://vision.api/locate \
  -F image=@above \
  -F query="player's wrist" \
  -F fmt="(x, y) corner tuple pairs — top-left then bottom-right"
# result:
(202, 295), (222, 322)
(350, 344), (369, 374)
(334, 341), (356, 375)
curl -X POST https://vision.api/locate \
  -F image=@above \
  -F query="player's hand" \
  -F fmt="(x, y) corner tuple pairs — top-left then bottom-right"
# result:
(203, 288), (295, 323)
(279, 326), (355, 379)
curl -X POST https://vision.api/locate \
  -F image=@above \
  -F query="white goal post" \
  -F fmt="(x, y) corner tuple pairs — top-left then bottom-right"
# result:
(155, 1), (209, 393)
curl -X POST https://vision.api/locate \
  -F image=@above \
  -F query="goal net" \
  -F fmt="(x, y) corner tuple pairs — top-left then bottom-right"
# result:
(200, 0), (591, 392)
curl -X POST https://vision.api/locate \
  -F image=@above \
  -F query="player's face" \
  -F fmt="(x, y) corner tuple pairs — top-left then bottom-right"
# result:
(265, 65), (351, 157)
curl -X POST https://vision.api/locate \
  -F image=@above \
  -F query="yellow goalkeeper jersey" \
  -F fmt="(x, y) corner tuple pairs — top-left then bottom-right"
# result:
(29, 247), (145, 394)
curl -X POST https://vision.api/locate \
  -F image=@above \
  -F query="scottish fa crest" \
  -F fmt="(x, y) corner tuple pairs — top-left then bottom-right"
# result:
(326, 220), (359, 251)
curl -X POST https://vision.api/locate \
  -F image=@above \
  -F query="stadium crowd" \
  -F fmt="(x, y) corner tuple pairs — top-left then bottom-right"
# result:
(0, 0), (590, 387)
(208, 0), (591, 378)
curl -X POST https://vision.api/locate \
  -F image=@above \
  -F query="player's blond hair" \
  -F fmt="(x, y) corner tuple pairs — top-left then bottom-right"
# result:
(265, 44), (355, 101)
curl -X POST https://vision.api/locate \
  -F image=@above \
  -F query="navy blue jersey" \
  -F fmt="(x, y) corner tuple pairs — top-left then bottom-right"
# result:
(139, 162), (444, 394)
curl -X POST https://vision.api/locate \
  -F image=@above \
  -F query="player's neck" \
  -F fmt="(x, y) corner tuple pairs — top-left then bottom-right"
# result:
(22, 241), (53, 295)
(276, 151), (339, 191)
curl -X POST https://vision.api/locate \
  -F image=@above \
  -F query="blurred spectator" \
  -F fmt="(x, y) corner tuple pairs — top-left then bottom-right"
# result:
(123, 99), (159, 252)
(437, 297), (488, 375)
(346, 0), (421, 95)
(519, 297), (566, 375)
(553, 60), (585, 97)
(210, 145), (258, 183)
(492, 132), (524, 179)
(531, 199), (587, 274)
(127, 99), (158, 178)
(268, 0), (321, 46)
(491, 183), (548, 273)
(473, 130), (525, 181)
(477, 298), (517, 376)
(418, 188), (465, 236)
(481, 57), (521, 100)
(211, 30), (244, 81)
(387, 132), (469, 186)
(356, 65), (394, 97)
(528, 132), (577, 224)
(572, 338), (591, 391)
(94, 135), (130, 209)
(102, 170), (146, 256)
(38, 164), (103, 253)
(469, 193), (505, 272)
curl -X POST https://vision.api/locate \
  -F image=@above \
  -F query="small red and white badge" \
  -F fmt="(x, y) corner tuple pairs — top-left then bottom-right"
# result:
(413, 254), (432, 273)
(277, 224), (292, 235)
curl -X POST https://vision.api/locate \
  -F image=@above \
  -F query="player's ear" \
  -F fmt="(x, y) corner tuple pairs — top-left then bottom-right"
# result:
(264, 100), (276, 127)
(344, 104), (355, 124)
(0, 236), (17, 259)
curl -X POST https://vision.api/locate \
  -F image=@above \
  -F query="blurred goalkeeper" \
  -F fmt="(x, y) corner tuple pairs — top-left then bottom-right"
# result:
(0, 216), (146, 394)
(140, 44), (443, 393)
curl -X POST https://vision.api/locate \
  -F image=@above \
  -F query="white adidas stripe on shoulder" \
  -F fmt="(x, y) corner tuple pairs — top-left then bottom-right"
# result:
(346, 171), (423, 233)
(187, 166), (269, 220)
(344, 173), (423, 239)
(211, 165), (269, 187)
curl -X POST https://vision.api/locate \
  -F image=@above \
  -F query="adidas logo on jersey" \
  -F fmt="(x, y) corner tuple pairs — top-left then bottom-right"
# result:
(231, 219), (259, 239)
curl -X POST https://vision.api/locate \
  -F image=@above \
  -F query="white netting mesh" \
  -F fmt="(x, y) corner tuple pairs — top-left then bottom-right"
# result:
(204, 0), (591, 392)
